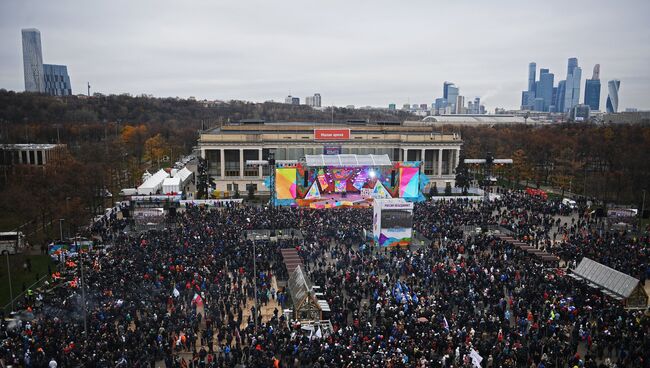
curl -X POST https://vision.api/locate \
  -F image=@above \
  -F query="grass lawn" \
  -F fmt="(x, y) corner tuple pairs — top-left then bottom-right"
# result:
(0, 254), (53, 309)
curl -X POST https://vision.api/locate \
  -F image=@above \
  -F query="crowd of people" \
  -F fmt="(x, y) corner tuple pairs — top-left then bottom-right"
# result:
(0, 190), (648, 367)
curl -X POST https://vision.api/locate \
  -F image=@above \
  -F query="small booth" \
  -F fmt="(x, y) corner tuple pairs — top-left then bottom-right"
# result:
(373, 198), (414, 247)
(287, 266), (329, 321)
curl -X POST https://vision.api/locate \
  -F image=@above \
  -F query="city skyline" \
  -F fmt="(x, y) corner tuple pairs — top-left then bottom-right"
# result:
(1, 0), (649, 110)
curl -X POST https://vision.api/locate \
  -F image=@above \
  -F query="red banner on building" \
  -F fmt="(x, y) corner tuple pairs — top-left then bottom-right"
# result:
(314, 129), (350, 140)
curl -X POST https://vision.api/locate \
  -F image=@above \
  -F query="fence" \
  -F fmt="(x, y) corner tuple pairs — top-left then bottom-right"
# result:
(2, 272), (51, 314)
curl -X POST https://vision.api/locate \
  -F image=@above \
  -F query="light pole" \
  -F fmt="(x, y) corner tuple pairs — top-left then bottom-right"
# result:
(59, 219), (64, 241)
(253, 236), (258, 332)
(639, 190), (646, 231)
(78, 235), (88, 339)
(5, 251), (13, 312)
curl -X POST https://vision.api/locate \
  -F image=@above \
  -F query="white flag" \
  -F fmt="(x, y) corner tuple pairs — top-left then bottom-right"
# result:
(469, 348), (483, 368)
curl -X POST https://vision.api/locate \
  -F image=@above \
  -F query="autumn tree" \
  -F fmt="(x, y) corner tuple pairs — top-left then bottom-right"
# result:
(511, 149), (532, 186)
(144, 133), (168, 167)
(120, 124), (148, 163)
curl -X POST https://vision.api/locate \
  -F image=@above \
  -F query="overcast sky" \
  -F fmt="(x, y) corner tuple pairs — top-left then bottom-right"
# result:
(1, 0), (649, 110)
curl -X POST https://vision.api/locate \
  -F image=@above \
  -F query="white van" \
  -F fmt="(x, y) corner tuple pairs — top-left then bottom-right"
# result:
(562, 198), (577, 209)
(0, 232), (25, 255)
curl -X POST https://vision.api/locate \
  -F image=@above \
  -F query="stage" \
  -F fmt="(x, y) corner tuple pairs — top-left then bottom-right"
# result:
(272, 154), (426, 207)
(295, 193), (372, 209)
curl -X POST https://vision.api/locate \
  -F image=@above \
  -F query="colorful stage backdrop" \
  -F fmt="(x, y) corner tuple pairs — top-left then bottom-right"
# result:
(276, 168), (297, 199)
(399, 166), (420, 199)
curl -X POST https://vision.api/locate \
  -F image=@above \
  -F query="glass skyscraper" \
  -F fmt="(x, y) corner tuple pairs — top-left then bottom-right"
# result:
(521, 62), (538, 110)
(446, 85), (459, 113)
(584, 80), (601, 111)
(43, 64), (72, 96)
(528, 62), (537, 92)
(535, 68), (554, 111)
(443, 82), (454, 100)
(22, 28), (45, 93)
(563, 58), (582, 112)
(583, 64), (600, 111)
(606, 80), (620, 113)
(555, 80), (566, 112)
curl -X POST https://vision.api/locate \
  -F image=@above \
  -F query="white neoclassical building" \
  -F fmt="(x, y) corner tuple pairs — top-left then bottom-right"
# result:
(197, 121), (462, 194)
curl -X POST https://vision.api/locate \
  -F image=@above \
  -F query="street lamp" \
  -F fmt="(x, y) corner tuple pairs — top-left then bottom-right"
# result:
(5, 250), (13, 312)
(77, 234), (88, 339)
(253, 236), (258, 332)
(639, 190), (646, 231)
(59, 219), (64, 241)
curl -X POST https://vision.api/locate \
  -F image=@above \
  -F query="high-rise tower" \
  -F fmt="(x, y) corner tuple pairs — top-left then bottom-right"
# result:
(535, 68), (554, 111)
(606, 80), (620, 113)
(528, 62), (537, 92)
(584, 64), (601, 111)
(22, 28), (45, 93)
(563, 58), (582, 112)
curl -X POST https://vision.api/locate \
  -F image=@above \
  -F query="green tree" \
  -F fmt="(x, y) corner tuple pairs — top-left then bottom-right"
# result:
(444, 182), (452, 196)
(429, 183), (438, 197)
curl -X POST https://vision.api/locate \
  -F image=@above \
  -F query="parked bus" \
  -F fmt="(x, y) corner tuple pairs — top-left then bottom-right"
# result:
(0, 231), (25, 255)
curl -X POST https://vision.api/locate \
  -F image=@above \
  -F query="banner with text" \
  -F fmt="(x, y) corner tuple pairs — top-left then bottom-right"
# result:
(314, 129), (350, 140)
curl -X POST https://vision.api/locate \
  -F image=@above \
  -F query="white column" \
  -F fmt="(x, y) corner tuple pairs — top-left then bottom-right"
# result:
(239, 148), (244, 178)
(437, 149), (443, 176)
(448, 147), (454, 174)
(258, 148), (263, 178)
(403, 148), (408, 161)
(220, 149), (225, 178)
(455, 149), (460, 173)
(421, 148), (425, 165)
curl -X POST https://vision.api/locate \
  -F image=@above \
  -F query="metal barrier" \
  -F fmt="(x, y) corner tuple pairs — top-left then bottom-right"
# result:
(2, 272), (51, 314)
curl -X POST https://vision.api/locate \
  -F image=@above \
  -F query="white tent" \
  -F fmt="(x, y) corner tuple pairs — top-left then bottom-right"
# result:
(162, 177), (182, 194)
(174, 167), (193, 187)
(137, 169), (169, 195)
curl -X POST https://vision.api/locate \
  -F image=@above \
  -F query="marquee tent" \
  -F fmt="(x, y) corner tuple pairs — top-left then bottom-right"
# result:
(137, 169), (169, 195)
(162, 177), (182, 194)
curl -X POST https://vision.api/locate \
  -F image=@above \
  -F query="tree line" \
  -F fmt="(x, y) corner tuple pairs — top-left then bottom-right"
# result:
(0, 90), (647, 238)
(458, 124), (650, 208)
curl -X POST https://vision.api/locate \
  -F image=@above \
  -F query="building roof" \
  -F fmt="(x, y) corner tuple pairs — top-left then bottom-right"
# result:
(162, 177), (181, 186)
(0, 144), (64, 150)
(138, 169), (169, 191)
(173, 167), (193, 182)
(305, 154), (392, 167)
(287, 266), (313, 306)
(570, 257), (643, 300)
(418, 115), (528, 124)
(204, 122), (456, 135)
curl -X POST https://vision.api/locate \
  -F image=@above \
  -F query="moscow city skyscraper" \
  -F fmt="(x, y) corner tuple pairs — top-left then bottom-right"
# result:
(563, 57), (582, 112)
(521, 62), (537, 109)
(22, 28), (45, 93)
(521, 62), (555, 112)
(606, 79), (620, 113)
(584, 64), (601, 111)
(535, 68), (554, 112)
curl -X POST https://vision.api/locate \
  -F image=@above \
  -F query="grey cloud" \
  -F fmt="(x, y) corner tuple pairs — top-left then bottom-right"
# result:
(1, 0), (649, 110)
